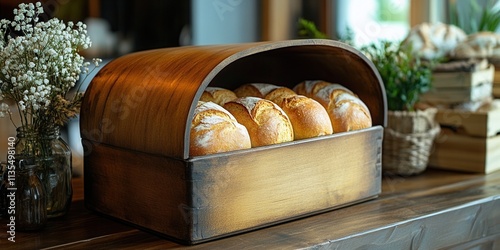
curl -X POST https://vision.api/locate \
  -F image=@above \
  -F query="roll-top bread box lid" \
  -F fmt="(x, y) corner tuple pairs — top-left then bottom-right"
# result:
(80, 39), (387, 245)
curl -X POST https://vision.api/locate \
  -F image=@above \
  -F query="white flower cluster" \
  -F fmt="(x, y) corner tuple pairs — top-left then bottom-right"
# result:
(0, 2), (92, 115)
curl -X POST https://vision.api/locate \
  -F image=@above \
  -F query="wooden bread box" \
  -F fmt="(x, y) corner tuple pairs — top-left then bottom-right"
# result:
(80, 39), (387, 244)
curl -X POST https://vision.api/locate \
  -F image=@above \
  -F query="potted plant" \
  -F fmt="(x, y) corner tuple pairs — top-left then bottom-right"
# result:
(449, 0), (500, 35)
(361, 41), (441, 176)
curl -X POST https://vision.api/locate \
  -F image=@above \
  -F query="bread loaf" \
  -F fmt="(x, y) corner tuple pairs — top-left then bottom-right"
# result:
(190, 101), (251, 156)
(223, 97), (294, 147)
(450, 31), (500, 59)
(234, 83), (296, 104)
(294, 80), (372, 133)
(235, 83), (332, 139)
(200, 87), (238, 106)
(275, 95), (333, 139)
(293, 80), (332, 98)
(402, 22), (467, 60)
(328, 89), (372, 132)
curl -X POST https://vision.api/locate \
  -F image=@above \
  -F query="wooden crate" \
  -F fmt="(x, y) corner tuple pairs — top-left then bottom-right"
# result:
(494, 68), (500, 98)
(80, 39), (387, 245)
(434, 102), (500, 137)
(494, 84), (500, 98)
(421, 65), (494, 104)
(429, 129), (500, 174)
(429, 102), (500, 173)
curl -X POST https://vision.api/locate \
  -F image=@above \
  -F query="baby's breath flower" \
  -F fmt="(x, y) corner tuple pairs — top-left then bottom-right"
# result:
(0, 102), (9, 118)
(0, 1), (99, 130)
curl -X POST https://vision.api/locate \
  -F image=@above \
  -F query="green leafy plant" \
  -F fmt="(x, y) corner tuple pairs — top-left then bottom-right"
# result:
(449, 0), (500, 34)
(361, 41), (434, 111)
(298, 18), (327, 39)
(298, 18), (355, 45)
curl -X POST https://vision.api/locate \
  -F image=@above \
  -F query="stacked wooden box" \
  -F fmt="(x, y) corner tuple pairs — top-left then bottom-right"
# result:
(424, 62), (500, 174)
(494, 65), (500, 98)
(428, 102), (500, 174)
(420, 63), (494, 104)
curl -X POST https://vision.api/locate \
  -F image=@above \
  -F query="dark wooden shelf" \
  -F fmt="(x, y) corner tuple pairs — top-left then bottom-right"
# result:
(1, 168), (500, 249)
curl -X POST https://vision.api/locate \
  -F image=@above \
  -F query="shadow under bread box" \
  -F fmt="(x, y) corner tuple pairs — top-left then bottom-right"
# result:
(80, 39), (387, 245)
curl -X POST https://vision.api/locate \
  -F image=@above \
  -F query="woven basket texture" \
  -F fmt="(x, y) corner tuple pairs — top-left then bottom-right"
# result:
(383, 108), (440, 175)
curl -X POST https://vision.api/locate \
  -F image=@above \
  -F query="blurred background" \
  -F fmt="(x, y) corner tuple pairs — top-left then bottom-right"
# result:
(0, 0), (497, 174)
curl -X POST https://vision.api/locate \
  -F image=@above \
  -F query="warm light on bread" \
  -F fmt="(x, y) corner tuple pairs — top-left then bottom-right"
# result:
(200, 87), (238, 106)
(234, 83), (296, 104)
(328, 90), (372, 132)
(223, 97), (294, 147)
(190, 101), (251, 156)
(295, 80), (372, 133)
(276, 95), (333, 139)
(235, 83), (332, 139)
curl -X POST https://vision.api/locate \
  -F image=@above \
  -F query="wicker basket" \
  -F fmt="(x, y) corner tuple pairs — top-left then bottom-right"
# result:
(382, 108), (441, 175)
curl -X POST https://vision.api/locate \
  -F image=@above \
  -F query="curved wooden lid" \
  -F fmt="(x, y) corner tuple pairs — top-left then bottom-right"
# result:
(80, 39), (386, 159)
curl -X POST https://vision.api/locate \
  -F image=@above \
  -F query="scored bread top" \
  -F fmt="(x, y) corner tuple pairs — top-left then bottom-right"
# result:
(314, 84), (353, 108)
(234, 83), (296, 103)
(200, 87), (238, 106)
(331, 91), (371, 118)
(192, 101), (237, 124)
(190, 101), (251, 156)
(224, 97), (294, 147)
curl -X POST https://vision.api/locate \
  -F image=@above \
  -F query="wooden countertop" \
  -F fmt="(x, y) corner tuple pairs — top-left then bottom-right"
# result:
(1, 168), (500, 249)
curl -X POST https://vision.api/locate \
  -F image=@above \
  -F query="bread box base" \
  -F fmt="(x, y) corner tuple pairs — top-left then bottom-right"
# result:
(84, 126), (383, 245)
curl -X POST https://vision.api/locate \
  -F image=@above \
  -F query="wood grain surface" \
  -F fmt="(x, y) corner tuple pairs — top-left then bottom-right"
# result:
(1, 169), (499, 249)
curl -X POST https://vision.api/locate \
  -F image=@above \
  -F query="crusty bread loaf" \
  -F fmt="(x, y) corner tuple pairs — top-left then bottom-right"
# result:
(223, 97), (294, 147)
(402, 22), (467, 60)
(200, 87), (238, 106)
(234, 83), (296, 104)
(450, 31), (500, 59)
(293, 80), (332, 98)
(275, 95), (333, 139)
(328, 90), (372, 132)
(190, 101), (251, 156)
(235, 83), (331, 139)
(309, 83), (353, 108)
(294, 80), (372, 133)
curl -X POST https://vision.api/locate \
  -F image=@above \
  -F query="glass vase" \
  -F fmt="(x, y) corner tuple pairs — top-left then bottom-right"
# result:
(14, 126), (73, 218)
(38, 126), (73, 218)
(15, 159), (47, 231)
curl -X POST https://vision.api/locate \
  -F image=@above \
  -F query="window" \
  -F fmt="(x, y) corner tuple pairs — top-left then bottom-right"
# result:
(338, 0), (410, 46)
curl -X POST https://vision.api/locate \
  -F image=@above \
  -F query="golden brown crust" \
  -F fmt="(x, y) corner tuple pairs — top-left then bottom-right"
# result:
(233, 84), (267, 98)
(327, 89), (372, 133)
(234, 83), (296, 104)
(189, 101), (251, 156)
(294, 80), (372, 133)
(293, 80), (332, 98)
(277, 95), (333, 139)
(200, 87), (238, 106)
(223, 97), (294, 147)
